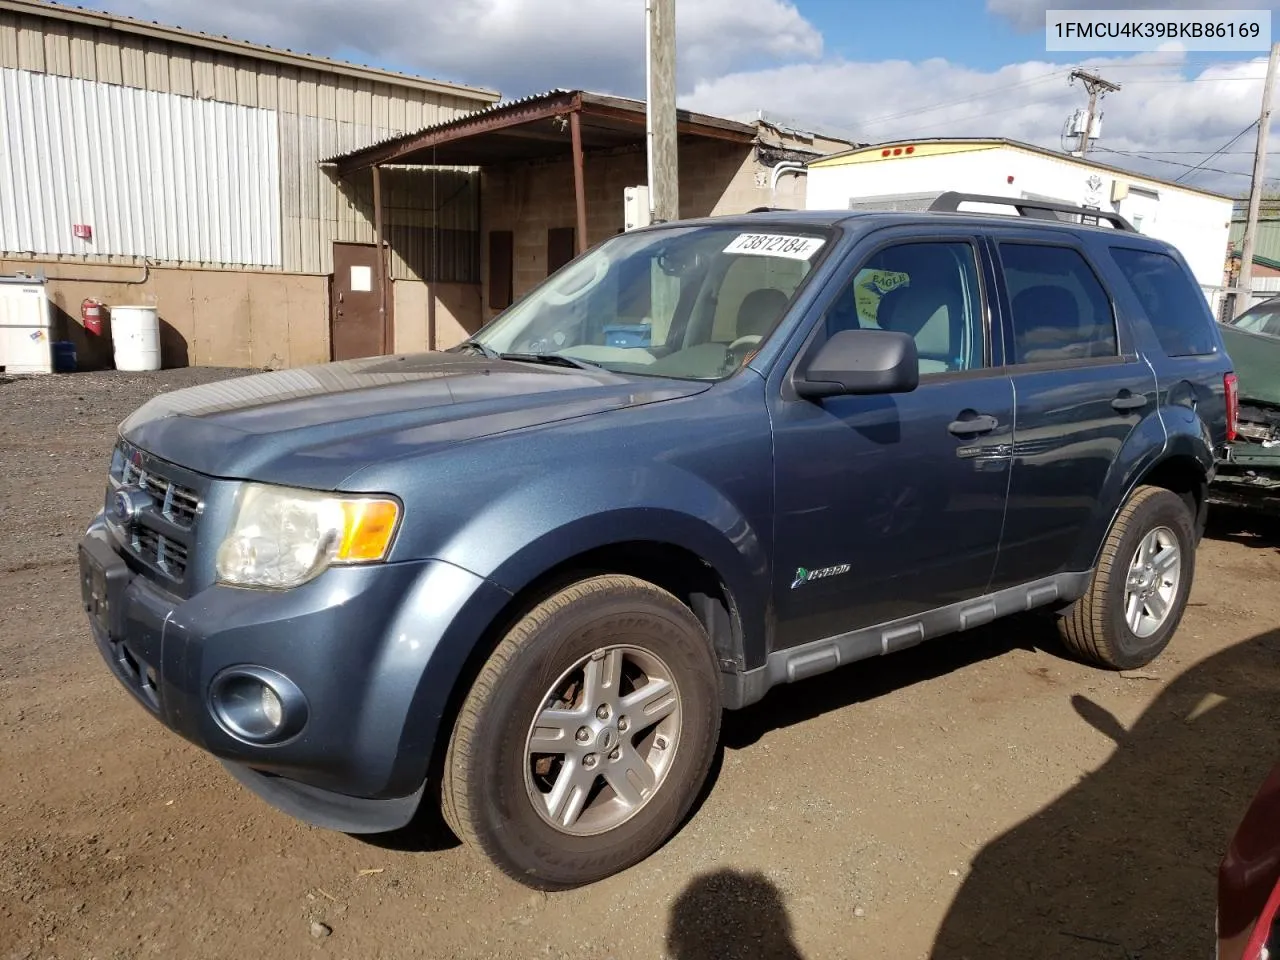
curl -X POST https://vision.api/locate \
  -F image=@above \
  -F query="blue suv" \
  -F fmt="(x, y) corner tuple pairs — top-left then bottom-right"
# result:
(79, 193), (1236, 889)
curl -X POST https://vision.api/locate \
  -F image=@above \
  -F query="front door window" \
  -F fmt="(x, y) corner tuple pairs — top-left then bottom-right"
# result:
(823, 241), (985, 375)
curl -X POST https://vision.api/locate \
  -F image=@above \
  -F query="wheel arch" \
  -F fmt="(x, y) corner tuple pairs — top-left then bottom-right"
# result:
(1085, 450), (1210, 572)
(413, 535), (753, 820)
(1074, 404), (1213, 573)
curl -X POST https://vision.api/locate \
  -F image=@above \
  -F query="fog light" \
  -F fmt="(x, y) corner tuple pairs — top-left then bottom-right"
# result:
(209, 667), (307, 744)
(261, 685), (283, 728)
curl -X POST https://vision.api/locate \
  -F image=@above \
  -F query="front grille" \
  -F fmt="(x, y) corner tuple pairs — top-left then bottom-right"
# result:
(133, 526), (190, 578)
(108, 442), (208, 590)
(119, 454), (201, 528)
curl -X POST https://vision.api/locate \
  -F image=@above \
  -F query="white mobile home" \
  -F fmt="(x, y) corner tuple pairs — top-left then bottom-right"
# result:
(804, 138), (1233, 307)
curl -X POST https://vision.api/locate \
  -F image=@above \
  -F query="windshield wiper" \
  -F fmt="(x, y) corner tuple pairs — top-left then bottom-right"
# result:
(454, 340), (603, 372)
(497, 352), (601, 372)
(453, 338), (500, 359)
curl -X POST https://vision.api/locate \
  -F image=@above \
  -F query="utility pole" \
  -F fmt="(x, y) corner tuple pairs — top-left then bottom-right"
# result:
(1237, 41), (1280, 319)
(646, 0), (678, 222)
(1070, 69), (1120, 157)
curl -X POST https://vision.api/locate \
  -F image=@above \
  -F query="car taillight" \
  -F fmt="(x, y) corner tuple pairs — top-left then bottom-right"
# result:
(1242, 874), (1280, 959)
(1227, 372), (1240, 442)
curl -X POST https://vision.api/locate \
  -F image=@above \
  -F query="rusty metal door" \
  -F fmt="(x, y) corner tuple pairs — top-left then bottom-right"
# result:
(330, 242), (388, 360)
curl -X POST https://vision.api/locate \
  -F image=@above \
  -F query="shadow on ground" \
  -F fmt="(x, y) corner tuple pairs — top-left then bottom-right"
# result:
(671, 630), (1280, 959)
(931, 628), (1280, 958)
(667, 869), (805, 960)
(350, 796), (461, 854)
(722, 612), (1052, 750)
(1205, 504), (1280, 552)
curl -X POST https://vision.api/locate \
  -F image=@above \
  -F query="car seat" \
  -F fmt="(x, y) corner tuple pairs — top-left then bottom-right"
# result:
(730, 288), (790, 350)
(1012, 285), (1113, 362)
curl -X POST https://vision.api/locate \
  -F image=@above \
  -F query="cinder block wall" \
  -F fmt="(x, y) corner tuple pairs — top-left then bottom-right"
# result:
(0, 260), (329, 370)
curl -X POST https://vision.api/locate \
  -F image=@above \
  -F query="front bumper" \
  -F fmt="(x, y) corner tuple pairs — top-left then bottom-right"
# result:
(78, 518), (509, 832)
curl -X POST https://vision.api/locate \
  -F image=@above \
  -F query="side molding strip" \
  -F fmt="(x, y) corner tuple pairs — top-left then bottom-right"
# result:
(722, 570), (1093, 710)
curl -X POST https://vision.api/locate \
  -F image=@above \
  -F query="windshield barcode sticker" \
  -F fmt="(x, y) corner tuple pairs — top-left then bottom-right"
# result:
(723, 233), (826, 260)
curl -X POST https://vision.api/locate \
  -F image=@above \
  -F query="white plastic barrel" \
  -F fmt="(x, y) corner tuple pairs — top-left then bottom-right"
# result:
(110, 305), (161, 371)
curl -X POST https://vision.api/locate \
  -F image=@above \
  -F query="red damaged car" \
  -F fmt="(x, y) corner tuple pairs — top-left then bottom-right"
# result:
(1220, 765), (1280, 959)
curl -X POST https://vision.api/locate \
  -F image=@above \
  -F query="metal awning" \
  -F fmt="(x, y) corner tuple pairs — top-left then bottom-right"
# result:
(322, 90), (758, 355)
(324, 89), (756, 174)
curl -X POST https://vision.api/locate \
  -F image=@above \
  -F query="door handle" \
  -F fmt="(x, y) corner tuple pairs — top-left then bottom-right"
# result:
(948, 413), (999, 436)
(1111, 392), (1148, 412)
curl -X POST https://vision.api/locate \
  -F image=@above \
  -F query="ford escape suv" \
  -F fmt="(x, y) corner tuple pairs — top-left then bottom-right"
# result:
(79, 192), (1235, 889)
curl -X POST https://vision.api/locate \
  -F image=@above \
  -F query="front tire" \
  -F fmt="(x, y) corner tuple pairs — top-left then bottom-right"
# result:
(1058, 485), (1196, 670)
(441, 575), (722, 889)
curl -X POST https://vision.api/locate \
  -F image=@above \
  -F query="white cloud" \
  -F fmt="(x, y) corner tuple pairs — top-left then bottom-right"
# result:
(86, 0), (1277, 196)
(684, 50), (1275, 195)
(987, 0), (1272, 33)
(88, 0), (822, 97)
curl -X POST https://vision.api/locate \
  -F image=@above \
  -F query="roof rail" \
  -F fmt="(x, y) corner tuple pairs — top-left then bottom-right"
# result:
(927, 191), (1136, 232)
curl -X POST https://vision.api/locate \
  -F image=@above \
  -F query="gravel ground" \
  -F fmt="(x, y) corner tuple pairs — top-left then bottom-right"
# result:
(2, 368), (1279, 960)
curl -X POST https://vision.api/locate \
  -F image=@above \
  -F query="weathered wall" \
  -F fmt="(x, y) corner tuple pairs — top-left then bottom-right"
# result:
(480, 138), (790, 319)
(0, 5), (491, 276)
(392, 280), (484, 354)
(0, 259), (328, 369)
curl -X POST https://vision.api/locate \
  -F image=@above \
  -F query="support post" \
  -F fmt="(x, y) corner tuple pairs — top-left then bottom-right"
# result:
(646, 0), (678, 222)
(570, 109), (588, 255)
(372, 164), (389, 354)
(1238, 41), (1280, 319)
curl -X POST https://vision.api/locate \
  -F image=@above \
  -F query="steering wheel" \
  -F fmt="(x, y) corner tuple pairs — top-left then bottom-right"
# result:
(728, 335), (763, 353)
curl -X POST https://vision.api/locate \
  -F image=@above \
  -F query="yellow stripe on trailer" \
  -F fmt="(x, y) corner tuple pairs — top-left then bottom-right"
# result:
(810, 141), (1002, 169)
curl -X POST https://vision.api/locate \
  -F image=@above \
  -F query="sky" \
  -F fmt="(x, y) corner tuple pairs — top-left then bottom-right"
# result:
(83, 0), (1280, 196)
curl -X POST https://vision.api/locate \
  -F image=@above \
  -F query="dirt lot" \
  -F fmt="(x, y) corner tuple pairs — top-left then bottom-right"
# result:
(2, 368), (1279, 960)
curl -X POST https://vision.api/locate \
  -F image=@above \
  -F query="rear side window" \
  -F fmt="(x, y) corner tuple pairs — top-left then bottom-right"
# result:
(1110, 247), (1217, 356)
(999, 243), (1118, 364)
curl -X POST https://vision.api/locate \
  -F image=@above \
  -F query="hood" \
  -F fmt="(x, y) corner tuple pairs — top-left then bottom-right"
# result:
(120, 352), (708, 489)
(1221, 324), (1280, 407)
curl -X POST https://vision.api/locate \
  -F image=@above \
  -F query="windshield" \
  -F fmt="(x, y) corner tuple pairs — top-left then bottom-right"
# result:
(1227, 301), (1280, 338)
(459, 223), (835, 379)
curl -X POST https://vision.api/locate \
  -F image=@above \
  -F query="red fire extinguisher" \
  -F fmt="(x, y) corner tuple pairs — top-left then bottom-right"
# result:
(82, 298), (103, 336)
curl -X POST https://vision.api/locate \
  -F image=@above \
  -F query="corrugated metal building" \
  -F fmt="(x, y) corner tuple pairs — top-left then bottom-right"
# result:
(1223, 205), (1280, 315)
(0, 0), (497, 369)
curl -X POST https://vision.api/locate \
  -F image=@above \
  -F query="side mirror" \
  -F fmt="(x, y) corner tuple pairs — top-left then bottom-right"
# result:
(794, 329), (919, 399)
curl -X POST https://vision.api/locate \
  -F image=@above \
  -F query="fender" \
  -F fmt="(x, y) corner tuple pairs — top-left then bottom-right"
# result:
(376, 465), (771, 795)
(1071, 404), (1213, 572)
(434, 462), (771, 669)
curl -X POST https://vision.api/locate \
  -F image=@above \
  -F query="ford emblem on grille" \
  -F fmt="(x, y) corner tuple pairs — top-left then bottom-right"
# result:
(111, 486), (152, 527)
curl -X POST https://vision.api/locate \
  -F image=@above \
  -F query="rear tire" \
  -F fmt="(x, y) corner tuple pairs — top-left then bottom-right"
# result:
(1058, 484), (1196, 670)
(441, 575), (722, 889)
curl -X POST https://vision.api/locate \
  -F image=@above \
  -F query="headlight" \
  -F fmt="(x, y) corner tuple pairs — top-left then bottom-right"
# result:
(215, 483), (401, 589)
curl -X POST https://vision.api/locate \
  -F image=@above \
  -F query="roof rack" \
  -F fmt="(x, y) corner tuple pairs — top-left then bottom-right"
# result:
(927, 191), (1135, 232)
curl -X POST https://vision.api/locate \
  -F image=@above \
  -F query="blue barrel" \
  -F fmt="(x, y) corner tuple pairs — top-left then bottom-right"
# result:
(52, 340), (77, 373)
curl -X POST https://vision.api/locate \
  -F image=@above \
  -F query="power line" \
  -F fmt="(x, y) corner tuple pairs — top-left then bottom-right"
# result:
(1122, 76), (1269, 84)
(907, 91), (1079, 134)
(857, 71), (1070, 127)
(853, 66), (1265, 132)
(1174, 118), (1258, 181)
(1094, 145), (1280, 181)
(1108, 149), (1280, 155)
